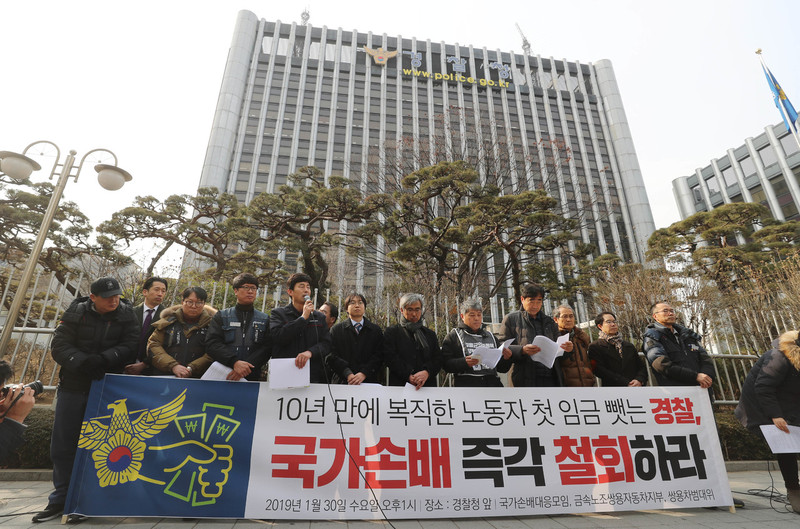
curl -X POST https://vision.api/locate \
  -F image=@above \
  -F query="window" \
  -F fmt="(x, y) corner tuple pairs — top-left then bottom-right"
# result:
(721, 166), (737, 187)
(780, 134), (799, 156)
(739, 156), (756, 177)
(705, 175), (720, 194)
(759, 146), (778, 168)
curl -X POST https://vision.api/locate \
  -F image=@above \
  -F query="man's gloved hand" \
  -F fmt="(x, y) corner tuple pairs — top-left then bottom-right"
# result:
(82, 355), (106, 380)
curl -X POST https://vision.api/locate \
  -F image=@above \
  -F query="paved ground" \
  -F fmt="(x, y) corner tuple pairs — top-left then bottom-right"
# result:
(1, 469), (799, 528)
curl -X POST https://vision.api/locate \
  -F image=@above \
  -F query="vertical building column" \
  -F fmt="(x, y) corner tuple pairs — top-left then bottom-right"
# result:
(727, 148), (754, 203)
(199, 10), (260, 192)
(592, 59), (655, 260)
(765, 125), (800, 212)
(745, 137), (784, 221)
(672, 176), (696, 220)
(709, 159), (732, 205)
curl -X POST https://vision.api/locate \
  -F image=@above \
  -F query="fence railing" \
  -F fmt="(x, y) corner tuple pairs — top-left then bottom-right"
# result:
(0, 264), (768, 404)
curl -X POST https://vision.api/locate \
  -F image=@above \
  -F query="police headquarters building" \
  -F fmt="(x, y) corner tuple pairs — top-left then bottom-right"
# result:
(198, 10), (656, 313)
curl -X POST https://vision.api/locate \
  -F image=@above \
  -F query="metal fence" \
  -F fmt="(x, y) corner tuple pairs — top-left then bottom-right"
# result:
(0, 265), (765, 404)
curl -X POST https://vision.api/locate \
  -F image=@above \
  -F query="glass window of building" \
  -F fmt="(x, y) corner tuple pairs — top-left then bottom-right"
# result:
(739, 156), (756, 177)
(759, 145), (778, 168)
(779, 133), (800, 156)
(721, 166), (737, 186)
(705, 175), (720, 194)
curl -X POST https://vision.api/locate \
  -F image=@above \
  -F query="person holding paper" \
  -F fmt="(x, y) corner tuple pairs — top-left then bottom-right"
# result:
(735, 330), (800, 513)
(442, 299), (512, 387)
(147, 286), (216, 378)
(384, 293), (441, 389)
(205, 273), (270, 381)
(588, 312), (648, 387)
(553, 305), (595, 387)
(499, 283), (572, 387)
(270, 273), (332, 383)
(326, 293), (384, 384)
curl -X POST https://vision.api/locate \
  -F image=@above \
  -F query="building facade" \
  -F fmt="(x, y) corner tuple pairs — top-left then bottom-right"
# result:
(198, 10), (656, 318)
(673, 122), (800, 222)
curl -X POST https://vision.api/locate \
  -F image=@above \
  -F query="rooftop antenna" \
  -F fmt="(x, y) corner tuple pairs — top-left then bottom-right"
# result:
(301, 8), (310, 25)
(515, 23), (531, 55)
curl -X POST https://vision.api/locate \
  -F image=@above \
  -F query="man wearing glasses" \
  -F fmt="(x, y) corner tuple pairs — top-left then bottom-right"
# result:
(588, 312), (647, 387)
(643, 302), (714, 392)
(206, 273), (270, 381)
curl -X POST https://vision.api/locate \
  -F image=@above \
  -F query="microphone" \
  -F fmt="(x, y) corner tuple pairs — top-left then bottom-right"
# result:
(304, 295), (311, 302)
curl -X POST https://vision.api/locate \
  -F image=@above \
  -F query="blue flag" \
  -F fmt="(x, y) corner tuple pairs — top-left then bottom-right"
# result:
(763, 64), (799, 133)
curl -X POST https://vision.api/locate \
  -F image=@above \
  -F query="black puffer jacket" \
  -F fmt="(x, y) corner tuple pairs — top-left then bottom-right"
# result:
(51, 296), (139, 392)
(643, 322), (714, 387)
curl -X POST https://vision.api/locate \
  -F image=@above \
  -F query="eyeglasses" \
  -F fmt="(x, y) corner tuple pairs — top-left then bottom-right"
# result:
(183, 300), (205, 307)
(602, 320), (618, 325)
(403, 307), (422, 313)
(237, 286), (258, 292)
(656, 308), (675, 314)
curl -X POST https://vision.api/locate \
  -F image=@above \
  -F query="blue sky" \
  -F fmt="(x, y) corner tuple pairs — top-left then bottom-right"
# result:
(2, 0), (799, 269)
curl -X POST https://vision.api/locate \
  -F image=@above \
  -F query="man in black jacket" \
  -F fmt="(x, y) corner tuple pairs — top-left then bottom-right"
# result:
(643, 302), (714, 390)
(326, 293), (383, 384)
(269, 273), (331, 383)
(499, 283), (572, 387)
(33, 277), (139, 523)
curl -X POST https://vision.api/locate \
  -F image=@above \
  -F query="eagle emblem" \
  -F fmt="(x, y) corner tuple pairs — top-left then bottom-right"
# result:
(364, 46), (398, 66)
(78, 390), (186, 487)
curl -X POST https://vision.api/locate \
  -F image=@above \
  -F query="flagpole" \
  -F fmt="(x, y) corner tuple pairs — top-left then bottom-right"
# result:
(757, 49), (800, 151)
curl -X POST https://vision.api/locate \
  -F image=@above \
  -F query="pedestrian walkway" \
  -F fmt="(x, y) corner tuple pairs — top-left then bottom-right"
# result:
(1, 470), (798, 528)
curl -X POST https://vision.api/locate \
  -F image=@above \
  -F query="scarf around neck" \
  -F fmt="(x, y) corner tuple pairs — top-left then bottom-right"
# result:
(600, 330), (624, 357)
(400, 316), (430, 355)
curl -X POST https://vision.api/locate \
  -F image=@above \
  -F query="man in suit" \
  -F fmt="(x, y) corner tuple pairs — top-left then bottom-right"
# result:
(326, 293), (383, 384)
(124, 276), (168, 375)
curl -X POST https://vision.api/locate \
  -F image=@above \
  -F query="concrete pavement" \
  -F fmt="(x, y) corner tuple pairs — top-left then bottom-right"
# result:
(1, 467), (799, 528)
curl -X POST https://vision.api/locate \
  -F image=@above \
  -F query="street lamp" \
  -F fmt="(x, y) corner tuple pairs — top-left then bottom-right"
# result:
(0, 141), (132, 355)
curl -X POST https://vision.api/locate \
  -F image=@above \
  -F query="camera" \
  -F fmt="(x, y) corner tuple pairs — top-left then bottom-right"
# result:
(1, 380), (44, 398)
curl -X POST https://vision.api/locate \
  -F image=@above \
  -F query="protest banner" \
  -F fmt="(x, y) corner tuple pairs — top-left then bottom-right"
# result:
(65, 375), (732, 520)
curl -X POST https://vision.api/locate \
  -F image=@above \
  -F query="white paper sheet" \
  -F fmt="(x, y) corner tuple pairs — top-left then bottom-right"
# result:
(472, 338), (514, 369)
(200, 361), (235, 381)
(268, 358), (310, 389)
(530, 334), (570, 369)
(760, 424), (800, 453)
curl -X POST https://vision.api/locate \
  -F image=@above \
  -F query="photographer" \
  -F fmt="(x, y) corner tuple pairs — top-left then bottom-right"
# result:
(0, 360), (36, 463)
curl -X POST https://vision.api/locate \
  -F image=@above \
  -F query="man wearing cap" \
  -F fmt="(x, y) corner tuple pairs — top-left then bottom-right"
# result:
(32, 277), (139, 523)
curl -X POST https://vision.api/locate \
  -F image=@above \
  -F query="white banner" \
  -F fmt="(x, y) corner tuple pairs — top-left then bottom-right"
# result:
(245, 385), (731, 519)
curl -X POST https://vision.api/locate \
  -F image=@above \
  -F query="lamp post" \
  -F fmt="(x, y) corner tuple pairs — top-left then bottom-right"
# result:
(0, 141), (132, 354)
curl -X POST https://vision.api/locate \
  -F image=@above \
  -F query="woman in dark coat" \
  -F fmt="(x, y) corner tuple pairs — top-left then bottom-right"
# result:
(735, 330), (800, 513)
(383, 293), (441, 389)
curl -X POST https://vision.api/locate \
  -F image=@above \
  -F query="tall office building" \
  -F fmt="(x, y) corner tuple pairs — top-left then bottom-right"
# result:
(673, 122), (800, 221)
(198, 10), (656, 313)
